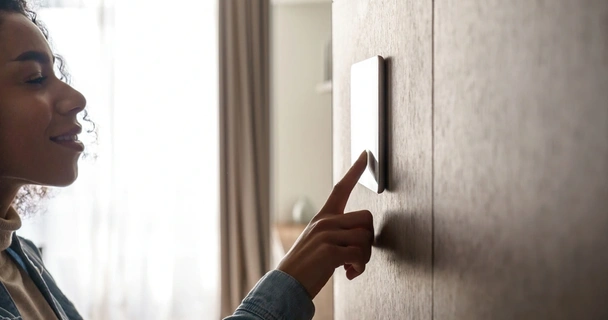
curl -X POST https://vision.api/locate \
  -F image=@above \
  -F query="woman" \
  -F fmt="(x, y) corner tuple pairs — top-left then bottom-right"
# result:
(0, 1), (374, 319)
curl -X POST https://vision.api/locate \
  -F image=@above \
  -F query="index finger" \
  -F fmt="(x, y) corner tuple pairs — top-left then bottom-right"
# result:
(320, 150), (368, 214)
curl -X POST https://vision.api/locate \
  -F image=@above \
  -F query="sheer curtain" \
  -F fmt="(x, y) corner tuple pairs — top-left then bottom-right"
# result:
(18, 1), (220, 319)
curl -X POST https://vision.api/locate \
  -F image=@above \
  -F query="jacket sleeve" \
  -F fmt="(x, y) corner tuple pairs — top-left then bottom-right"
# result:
(224, 269), (315, 320)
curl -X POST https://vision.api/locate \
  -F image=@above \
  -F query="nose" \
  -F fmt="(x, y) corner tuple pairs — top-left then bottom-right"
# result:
(55, 82), (87, 116)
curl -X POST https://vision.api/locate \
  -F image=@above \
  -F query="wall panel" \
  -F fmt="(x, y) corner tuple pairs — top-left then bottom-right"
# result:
(434, 1), (608, 319)
(332, 0), (433, 319)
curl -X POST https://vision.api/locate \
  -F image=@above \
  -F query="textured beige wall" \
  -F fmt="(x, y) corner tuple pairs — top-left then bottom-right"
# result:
(270, 4), (334, 319)
(332, 0), (433, 319)
(333, 0), (607, 319)
(271, 4), (333, 223)
(433, 1), (608, 319)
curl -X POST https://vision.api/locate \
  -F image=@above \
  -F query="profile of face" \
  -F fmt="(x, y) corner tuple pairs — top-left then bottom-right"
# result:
(0, 12), (87, 188)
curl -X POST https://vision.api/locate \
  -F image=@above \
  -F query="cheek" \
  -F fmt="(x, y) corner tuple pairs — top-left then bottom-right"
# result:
(0, 97), (53, 174)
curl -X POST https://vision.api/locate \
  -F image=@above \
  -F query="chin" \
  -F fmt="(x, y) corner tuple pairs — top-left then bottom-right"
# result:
(39, 166), (79, 187)
(54, 171), (79, 187)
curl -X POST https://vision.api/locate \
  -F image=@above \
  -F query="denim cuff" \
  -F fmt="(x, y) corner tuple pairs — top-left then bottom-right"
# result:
(233, 269), (315, 320)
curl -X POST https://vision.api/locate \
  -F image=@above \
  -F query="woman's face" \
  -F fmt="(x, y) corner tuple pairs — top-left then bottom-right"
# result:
(0, 12), (86, 188)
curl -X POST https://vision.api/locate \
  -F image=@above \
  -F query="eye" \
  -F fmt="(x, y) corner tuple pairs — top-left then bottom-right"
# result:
(26, 75), (48, 85)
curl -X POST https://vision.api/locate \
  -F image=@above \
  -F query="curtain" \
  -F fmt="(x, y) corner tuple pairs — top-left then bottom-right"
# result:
(18, 1), (221, 319)
(218, 0), (271, 316)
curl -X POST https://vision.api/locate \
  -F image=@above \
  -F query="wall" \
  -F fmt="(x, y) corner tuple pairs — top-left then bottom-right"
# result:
(332, 0), (433, 319)
(433, 1), (608, 319)
(271, 3), (333, 223)
(333, 0), (607, 319)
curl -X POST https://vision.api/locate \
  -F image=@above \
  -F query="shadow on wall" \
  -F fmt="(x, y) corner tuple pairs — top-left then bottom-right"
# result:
(373, 210), (427, 267)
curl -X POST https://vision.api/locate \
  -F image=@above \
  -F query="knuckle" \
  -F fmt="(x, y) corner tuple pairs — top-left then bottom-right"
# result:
(355, 228), (373, 243)
(349, 247), (365, 262)
(310, 227), (332, 246)
(312, 218), (333, 232)
(352, 228), (366, 241)
(308, 220), (322, 234)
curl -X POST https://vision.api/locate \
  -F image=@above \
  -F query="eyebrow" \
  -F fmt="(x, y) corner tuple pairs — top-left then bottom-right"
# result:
(12, 50), (55, 64)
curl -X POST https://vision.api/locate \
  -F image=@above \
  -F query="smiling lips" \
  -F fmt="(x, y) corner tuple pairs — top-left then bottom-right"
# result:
(50, 126), (84, 152)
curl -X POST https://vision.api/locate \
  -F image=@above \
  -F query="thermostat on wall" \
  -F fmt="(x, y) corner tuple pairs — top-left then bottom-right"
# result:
(350, 55), (386, 194)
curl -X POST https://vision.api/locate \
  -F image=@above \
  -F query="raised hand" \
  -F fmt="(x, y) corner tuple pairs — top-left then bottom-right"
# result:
(277, 151), (374, 299)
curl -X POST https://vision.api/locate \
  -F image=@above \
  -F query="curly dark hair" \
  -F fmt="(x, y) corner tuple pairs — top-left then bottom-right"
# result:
(1, 0), (96, 215)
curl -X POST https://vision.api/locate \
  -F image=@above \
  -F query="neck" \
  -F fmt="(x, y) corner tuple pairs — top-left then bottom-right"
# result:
(0, 181), (22, 250)
(0, 206), (21, 251)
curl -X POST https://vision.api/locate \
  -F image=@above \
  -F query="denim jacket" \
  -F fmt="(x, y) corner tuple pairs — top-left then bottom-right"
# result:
(0, 234), (82, 320)
(1, 233), (315, 320)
